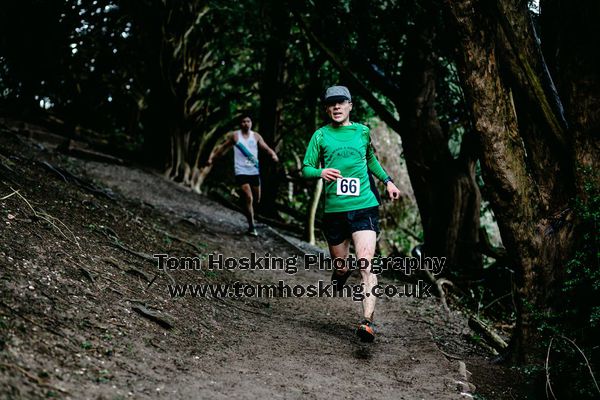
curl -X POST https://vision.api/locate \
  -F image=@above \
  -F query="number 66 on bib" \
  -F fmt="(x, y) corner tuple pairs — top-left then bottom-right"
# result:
(336, 177), (360, 196)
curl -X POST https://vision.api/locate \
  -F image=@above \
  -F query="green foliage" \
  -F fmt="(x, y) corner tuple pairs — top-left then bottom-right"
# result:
(96, 369), (112, 383)
(561, 169), (600, 328)
(525, 169), (600, 399)
(394, 232), (414, 256)
(389, 200), (423, 256)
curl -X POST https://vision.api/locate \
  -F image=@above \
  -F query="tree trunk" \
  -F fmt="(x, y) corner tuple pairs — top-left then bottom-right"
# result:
(257, 0), (291, 219)
(301, 52), (325, 243)
(493, 0), (572, 212)
(298, 7), (483, 276)
(445, 0), (583, 364)
(397, 14), (482, 277)
(306, 179), (323, 245)
(165, 127), (185, 182)
(540, 0), (600, 199)
(189, 123), (235, 193)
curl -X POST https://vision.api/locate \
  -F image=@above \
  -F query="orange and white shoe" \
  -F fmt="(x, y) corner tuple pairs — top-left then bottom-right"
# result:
(357, 319), (375, 342)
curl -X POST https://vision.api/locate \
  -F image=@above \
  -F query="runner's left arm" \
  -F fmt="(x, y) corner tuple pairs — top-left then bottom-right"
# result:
(365, 129), (401, 199)
(255, 132), (279, 162)
(365, 132), (389, 182)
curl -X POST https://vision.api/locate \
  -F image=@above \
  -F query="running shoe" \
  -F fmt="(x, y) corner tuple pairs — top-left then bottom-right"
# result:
(357, 319), (375, 342)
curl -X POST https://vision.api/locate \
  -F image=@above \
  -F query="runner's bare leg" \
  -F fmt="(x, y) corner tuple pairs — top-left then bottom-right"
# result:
(240, 183), (254, 228)
(251, 184), (261, 220)
(352, 230), (377, 321)
(328, 239), (350, 274)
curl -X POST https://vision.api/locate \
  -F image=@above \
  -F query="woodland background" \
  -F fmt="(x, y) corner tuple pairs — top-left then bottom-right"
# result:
(1, 0), (599, 397)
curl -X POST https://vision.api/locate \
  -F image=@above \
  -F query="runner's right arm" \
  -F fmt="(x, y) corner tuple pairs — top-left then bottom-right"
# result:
(302, 130), (323, 179)
(302, 130), (341, 181)
(207, 132), (235, 165)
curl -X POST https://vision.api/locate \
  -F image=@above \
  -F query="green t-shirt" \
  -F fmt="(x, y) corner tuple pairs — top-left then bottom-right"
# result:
(302, 122), (389, 213)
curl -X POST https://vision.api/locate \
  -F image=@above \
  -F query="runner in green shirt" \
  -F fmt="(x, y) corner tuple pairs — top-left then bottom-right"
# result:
(302, 86), (401, 342)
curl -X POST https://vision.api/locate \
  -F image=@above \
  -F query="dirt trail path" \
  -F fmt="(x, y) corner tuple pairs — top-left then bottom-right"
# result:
(1, 130), (520, 400)
(83, 162), (467, 399)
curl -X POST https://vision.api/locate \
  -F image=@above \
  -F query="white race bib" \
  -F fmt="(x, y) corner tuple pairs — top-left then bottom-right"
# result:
(336, 177), (360, 196)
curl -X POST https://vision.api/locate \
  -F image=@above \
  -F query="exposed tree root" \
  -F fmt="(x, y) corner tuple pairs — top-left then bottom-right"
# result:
(468, 316), (509, 352)
(150, 224), (205, 254)
(424, 270), (454, 314)
(2, 188), (81, 249)
(0, 362), (69, 395)
(131, 303), (174, 329)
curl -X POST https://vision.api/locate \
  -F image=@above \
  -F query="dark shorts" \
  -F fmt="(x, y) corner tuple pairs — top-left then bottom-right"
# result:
(235, 174), (260, 187)
(322, 206), (380, 246)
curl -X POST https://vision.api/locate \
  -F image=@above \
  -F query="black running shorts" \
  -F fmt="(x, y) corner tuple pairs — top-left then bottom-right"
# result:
(322, 206), (380, 246)
(235, 174), (261, 186)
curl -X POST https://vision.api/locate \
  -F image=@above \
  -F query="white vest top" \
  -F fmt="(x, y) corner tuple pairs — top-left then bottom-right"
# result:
(233, 130), (260, 176)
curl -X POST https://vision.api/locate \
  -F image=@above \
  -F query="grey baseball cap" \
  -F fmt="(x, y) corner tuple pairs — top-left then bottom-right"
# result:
(324, 85), (351, 103)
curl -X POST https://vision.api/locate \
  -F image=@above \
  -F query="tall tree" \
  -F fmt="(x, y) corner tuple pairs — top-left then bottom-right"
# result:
(296, 1), (484, 276)
(444, 0), (599, 364)
(0, 1), (71, 112)
(539, 0), (600, 198)
(397, 11), (482, 277)
(257, 0), (292, 218)
(125, 0), (259, 191)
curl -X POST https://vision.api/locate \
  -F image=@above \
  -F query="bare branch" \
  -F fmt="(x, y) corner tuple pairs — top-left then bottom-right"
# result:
(293, 11), (404, 134)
